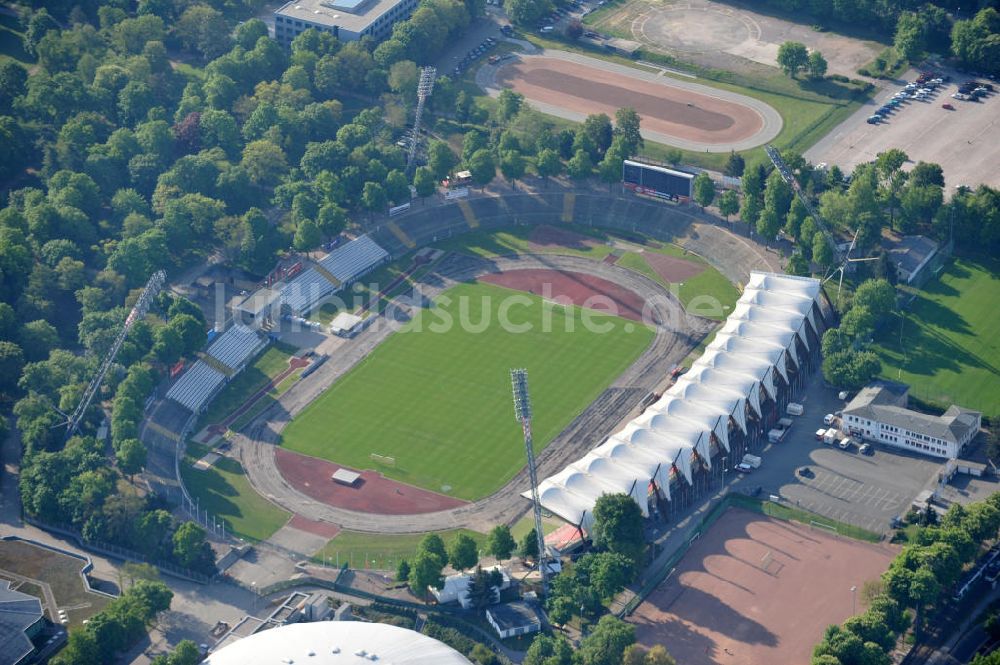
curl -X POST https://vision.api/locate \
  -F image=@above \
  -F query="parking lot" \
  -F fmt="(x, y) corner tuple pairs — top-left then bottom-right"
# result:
(806, 67), (1000, 192)
(731, 377), (943, 535)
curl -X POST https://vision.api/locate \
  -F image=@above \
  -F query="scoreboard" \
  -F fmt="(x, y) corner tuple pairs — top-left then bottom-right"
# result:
(622, 160), (695, 201)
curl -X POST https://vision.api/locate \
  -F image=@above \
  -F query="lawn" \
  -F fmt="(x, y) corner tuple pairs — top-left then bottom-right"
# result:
(181, 441), (291, 542)
(280, 281), (655, 500)
(312, 529), (487, 570)
(195, 342), (297, 430)
(871, 257), (1000, 419)
(0, 540), (111, 627)
(616, 246), (740, 320)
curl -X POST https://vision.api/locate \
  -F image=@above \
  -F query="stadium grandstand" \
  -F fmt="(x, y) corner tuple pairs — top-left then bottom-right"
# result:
(529, 272), (825, 531)
(277, 234), (389, 315)
(165, 324), (268, 413)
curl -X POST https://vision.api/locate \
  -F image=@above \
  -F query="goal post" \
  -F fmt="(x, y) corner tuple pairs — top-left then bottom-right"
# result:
(810, 520), (839, 536)
(370, 453), (396, 467)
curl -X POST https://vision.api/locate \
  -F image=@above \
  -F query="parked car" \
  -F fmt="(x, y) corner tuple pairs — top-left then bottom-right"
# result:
(942, 103), (955, 110)
(867, 115), (881, 124)
(860, 443), (873, 455)
(798, 466), (814, 478)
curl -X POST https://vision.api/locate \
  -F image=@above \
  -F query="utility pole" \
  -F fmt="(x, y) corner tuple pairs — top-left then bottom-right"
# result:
(511, 369), (549, 595)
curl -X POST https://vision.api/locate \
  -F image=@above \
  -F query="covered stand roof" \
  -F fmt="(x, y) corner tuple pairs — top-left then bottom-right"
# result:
(531, 272), (822, 534)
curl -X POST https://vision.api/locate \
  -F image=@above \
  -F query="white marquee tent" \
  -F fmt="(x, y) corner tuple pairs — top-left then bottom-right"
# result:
(531, 272), (823, 532)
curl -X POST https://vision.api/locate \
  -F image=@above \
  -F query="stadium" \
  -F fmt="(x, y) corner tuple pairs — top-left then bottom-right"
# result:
(141, 190), (821, 546)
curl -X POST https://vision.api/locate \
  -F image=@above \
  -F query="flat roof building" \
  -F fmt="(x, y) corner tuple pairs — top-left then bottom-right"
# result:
(274, 0), (420, 44)
(486, 601), (542, 639)
(843, 381), (981, 459)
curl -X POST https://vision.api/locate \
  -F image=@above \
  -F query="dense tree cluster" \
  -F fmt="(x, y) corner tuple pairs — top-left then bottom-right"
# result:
(812, 493), (1000, 664)
(747, 0), (999, 75)
(524, 615), (642, 665)
(50, 579), (173, 665)
(820, 278), (895, 389)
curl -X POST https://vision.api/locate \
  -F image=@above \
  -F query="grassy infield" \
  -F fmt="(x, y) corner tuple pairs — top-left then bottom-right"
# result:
(184, 228), (733, 548)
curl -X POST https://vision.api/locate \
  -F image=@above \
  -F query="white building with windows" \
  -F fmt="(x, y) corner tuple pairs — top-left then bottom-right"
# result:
(274, 0), (419, 44)
(842, 381), (981, 459)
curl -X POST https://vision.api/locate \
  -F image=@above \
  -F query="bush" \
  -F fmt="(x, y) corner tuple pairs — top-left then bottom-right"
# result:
(857, 67), (872, 77)
(829, 74), (850, 83)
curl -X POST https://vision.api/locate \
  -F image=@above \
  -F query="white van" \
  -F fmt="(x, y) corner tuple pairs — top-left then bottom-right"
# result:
(539, 25), (554, 33)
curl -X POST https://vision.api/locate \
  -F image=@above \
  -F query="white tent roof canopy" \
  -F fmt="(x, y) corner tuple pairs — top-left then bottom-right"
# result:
(532, 271), (821, 529)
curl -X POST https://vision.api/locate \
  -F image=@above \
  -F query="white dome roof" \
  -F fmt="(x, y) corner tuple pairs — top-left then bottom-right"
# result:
(204, 621), (473, 665)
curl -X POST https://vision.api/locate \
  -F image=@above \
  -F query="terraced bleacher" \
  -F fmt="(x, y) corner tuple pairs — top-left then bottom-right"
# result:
(279, 234), (389, 315)
(165, 324), (267, 414)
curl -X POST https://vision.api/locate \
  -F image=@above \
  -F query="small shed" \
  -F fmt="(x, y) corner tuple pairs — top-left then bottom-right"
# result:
(486, 602), (542, 639)
(329, 312), (365, 337)
(332, 468), (361, 486)
(236, 287), (283, 323)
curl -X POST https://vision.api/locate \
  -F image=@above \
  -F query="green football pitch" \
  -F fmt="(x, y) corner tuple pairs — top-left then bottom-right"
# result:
(873, 257), (1000, 418)
(280, 281), (655, 500)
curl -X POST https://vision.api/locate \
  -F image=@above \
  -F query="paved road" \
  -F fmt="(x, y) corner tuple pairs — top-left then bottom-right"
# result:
(236, 253), (715, 533)
(477, 48), (783, 151)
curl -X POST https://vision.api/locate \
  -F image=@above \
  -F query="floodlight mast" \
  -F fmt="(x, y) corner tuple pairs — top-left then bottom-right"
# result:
(511, 368), (549, 594)
(406, 66), (436, 174)
(66, 269), (167, 438)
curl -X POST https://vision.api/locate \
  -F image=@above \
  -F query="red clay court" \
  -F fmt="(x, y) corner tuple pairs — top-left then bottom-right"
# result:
(496, 56), (764, 146)
(642, 251), (705, 282)
(480, 269), (648, 322)
(630, 508), (896, 665)
(274, 448), (468, 515)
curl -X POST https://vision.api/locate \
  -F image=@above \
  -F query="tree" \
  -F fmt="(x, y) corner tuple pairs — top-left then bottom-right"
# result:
(536, 148), (563, 183)
(172, 522), (213, 572)
(546, 595), (574, 627)
(894, 12), (926, 62)
(615, 107), (643, 154)
(418, 533), (448, 563)
(413, 167), (436, 200)
(693, 173), (716, 210)
(807, 51), (828, 79)
(384, 170), (411, 205)
(486, 525), (516, 562)
(518, 530), (539, 561)
(567, 149), (593, 180)
(469, 643), (498, 665)
(576, 615), (636, 665)
(787, 252), (810, 276)
(524, 635), (574, 665)
(361, 182), (387, 216)
(241, 140), (288, 188)
(116, 438), (146, 479)
(409, 550), (445, 598)
(777, 41), (809, 77)
(756, 206), (781, 244)
(507, 0), (553, 26)
(396, 559), (411, 582)
(822, 350), (881, 390)
(852, 279), (896, 324)
(293, 219), (322, 251)
(812, 232), (834, 269)
(428, 140), (457, 180)
(718, 190), (739, 223)
(176, 5), (231, 60)
(0, 341), (25, 397)
(583, 113), (614, 156)
(18, 320), (59, 363)
(448, 533), (479, 571)
(497, 89), (525, 124)
(591, 493), (645, 565)
(724, 151), (745, 177)
(500, 150), (526, 187)
(467, 149), (495, 190)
